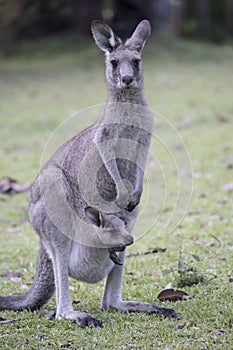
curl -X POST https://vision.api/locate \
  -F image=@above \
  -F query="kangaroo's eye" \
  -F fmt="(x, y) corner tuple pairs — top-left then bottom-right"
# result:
(111, 60), (118, 69)
(133, 59), (140, 68)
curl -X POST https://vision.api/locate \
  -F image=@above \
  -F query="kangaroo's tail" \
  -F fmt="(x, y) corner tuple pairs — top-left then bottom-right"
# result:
(0, 242), (55, 311)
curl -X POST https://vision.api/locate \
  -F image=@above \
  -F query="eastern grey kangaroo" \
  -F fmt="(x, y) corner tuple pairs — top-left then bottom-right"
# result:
(0, 20), (177, 327)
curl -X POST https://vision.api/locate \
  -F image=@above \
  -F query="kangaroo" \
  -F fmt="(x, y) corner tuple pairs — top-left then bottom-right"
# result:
(0, 20), (177, 327)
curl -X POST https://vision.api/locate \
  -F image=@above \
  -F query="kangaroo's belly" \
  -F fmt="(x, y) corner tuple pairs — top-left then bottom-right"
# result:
(68, 242), (114, 284)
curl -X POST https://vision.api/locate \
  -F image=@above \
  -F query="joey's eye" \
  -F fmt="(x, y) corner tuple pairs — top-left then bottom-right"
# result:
(111, 60), (118, 69)
(133, 59), (140, 68)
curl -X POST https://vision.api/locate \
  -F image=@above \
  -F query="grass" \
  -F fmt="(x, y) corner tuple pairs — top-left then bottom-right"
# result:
(0, 34), (233, 349)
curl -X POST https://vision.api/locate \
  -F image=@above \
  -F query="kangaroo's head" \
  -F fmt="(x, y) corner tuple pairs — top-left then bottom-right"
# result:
(85, 206), (134, 248)
(91, 20), (151, 91)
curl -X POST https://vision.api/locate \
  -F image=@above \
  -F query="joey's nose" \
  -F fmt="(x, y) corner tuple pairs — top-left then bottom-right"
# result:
(122, 75), (133, 86)
(125, 235), (134, 246)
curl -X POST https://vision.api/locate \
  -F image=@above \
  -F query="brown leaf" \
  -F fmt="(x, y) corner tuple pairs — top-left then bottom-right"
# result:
(0, 177), (31, 194)
(157, 288), (189, 302)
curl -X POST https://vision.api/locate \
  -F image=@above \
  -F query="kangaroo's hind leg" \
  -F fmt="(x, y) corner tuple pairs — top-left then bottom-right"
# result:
(43, 225), (102, 328)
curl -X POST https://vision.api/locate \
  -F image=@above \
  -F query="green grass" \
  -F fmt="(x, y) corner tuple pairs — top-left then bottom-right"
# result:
(0, 35), (233, 349)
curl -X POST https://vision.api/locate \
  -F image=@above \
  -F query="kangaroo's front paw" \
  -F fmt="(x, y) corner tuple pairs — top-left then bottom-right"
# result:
(56, 311), (103, 328)
(125, 190), (141, 212)
(115, 185), (130, 209)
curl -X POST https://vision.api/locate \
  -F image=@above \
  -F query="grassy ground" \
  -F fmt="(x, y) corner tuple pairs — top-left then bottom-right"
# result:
(0, 35), (233, 349)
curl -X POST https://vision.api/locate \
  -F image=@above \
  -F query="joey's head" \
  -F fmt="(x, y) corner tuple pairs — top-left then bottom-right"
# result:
(85, 206), (133, 248)
(91, 20), (151, 91)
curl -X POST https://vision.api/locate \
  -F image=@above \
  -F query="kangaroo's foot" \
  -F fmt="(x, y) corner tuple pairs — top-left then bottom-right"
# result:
(105, 301), (177, 320)
(56, 310), (103, 328)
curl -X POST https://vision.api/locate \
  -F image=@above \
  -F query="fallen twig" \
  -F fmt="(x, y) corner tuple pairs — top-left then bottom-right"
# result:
(127, 248), (167, 259)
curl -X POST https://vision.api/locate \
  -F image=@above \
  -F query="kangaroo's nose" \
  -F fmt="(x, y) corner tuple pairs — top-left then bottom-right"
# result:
(122, 75), (133, 86)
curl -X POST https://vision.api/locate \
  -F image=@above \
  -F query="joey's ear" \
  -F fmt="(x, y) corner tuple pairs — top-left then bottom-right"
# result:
(85, 206), (102, 227)
(91, 20), (122, 53)
(125, 20), (151, 53)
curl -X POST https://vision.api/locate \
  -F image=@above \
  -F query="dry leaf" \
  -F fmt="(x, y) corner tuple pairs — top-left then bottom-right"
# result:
(157, 288), (189, 302)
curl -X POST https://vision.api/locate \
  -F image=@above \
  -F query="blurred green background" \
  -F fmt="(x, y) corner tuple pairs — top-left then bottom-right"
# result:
(0, 0), (233, 50)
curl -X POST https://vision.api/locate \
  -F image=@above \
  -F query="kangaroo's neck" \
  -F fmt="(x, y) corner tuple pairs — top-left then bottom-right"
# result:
(107, 86), (148, 106)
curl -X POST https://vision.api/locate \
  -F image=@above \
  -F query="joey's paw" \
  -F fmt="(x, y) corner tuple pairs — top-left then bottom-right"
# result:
(109, 248), (123, 265)
(57, 311), (103, 328)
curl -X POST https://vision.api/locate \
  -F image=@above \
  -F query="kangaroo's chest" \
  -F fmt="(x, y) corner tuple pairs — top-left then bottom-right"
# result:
(68, 242), (114, 284)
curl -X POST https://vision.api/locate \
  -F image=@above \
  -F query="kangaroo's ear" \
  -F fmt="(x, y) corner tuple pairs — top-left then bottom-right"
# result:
(125, 20), (151, 53)
(85, 206), (103, 227)
(91, 21), (122, 53)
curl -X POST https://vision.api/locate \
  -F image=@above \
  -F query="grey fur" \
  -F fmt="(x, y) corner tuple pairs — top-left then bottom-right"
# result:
(0, 20), (177, 326)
